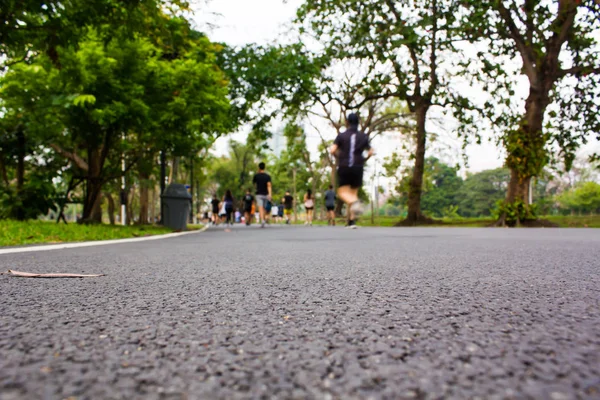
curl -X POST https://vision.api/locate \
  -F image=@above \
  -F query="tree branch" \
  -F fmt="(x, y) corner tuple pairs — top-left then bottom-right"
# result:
(546, 0), (578, 58)
(559, 65), (600, 77)
(496, 1), (537, 82)
(0, 54), (31, 71)
(426, 0), (439, 100)
(49, 143), (89, 171)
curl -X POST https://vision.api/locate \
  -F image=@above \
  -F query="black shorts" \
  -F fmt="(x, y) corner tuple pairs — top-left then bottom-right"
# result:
(326, 205), (335, 212)
(338, 166), (364, 189)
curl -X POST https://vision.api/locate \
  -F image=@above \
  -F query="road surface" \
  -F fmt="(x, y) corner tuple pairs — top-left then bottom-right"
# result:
(1, 226), (599, 399)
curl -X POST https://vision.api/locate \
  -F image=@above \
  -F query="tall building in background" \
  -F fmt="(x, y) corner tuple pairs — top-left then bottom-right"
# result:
(269, 129), (287, 156)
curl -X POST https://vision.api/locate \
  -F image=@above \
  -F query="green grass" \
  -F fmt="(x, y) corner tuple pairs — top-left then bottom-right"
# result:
(292, 215), (600, 228)
(0, 220), (174, 247)
(544, 215), (600, 228)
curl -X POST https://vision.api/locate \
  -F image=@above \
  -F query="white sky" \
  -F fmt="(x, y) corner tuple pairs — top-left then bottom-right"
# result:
(192, 0), (597, 184)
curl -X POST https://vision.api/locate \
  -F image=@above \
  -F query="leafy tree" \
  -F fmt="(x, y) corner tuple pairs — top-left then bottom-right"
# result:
(297, 0), (467, 225)
(19, 24), (230, 223)
(47, 33), (160, 223)
(460, 0), (600, 224)
(217, 43), (322, 139)
(0, 60), (66, 220)
(458, 169), (511, 217)
(384, 156), (463, 218)
(0, 0), (190, 67)
(207, 141), (261, 206)
(557, 181), (600, 215)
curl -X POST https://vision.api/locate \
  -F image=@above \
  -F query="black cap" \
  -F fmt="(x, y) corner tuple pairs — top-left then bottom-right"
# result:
(347, 113), (359, 126)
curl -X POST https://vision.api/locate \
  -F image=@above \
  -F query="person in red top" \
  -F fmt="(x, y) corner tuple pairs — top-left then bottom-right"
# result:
(330, 113), (374, 228)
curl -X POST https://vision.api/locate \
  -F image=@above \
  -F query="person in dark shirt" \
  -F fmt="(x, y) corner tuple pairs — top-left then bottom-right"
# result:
(324, 185), (336, 226)
(283, 190), (294, 225)
(210, 194), (220, 226)
(252, 162), (272, 228)
(243, 188), (254, 226)
(330, 113), (374, 228)
(222, 189), (235, 226)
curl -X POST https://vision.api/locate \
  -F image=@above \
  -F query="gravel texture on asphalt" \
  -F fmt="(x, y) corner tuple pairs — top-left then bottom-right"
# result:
(1, 226), (599, 400)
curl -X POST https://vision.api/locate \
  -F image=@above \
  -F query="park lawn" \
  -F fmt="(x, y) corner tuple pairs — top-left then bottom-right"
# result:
(299, 215), (600, 228)
(544, 215), (600, 228)
(0, 220), (174, 247)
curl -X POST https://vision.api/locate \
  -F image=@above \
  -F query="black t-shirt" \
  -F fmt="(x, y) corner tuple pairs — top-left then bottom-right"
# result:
(324, 190), (336, 207)
(334, 128), (371, 168)
(284, 195), (293, 209)
(253, 172), (271, 195)
(243, 194), (254, 209)
(211, 198), (219, 212)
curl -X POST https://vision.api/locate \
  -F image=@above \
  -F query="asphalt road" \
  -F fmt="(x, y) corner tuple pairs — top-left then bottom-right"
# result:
(1, 226), (599, 400)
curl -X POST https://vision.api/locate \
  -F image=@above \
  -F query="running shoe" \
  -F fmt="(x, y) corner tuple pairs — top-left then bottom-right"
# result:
(345, 220), (357, 229)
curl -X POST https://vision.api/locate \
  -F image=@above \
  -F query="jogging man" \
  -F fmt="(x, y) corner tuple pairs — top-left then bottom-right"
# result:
(324, 185), (336, 226)
(330, 113), (374, 228)
(283, 190), (294, 224)
(243, 188), (254, 226)
(252, 162), (272, 228)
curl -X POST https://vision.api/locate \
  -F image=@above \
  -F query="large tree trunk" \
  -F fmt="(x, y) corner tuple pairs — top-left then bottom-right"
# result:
(138, 170), (150, 224)
(150, 185), (157, 224)
(0, 150), (9, 187)
(501, 81), (551, 226)
(506, 169), (531, 205)
(105, 192), (116, 225)
(170, 157), (179, 184)
(15, 129), (26, 220)
(404, 104), (429, 225)
(81, 147), (105, 224)
(90, 190), (103, 223)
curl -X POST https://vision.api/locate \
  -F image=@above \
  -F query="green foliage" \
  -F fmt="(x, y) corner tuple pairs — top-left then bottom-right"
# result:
(0, 178), (57, 220)
(458, 0), (600, 193)
(556, 182), (600, 215)
(217, 44), (323, 137)
(385, 156), (463, 218)
(207, 141), (261, 204)
(493, 200), (538, 226)
(442, 205), (460, 219)
(297, 0), (470, 219)
(0, 0), (191, 67)
(458, 168), (511, 217)
(0, 13), (231, 223)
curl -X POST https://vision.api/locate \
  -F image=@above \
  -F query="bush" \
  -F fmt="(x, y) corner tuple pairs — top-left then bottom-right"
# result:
(0, 178), (57, 220)
(493, 199), (538, 226)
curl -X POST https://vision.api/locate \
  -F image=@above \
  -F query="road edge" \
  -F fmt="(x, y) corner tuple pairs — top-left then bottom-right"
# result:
(0, 225), (209, 255)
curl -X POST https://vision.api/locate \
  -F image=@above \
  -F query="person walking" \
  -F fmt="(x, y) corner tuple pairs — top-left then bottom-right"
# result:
(283, 190), (294, 225)
(210, 194), (220, 226)
(271, 202), (279, 223)
(324, 185), (336, 226)
(242, 188), (254, 226)
(223, 189), (235, 226)
(278, 200), (284, 221)
(330, 113), (374, 229)
(252, 162), (272, 228)
(304, 189), (315, 226)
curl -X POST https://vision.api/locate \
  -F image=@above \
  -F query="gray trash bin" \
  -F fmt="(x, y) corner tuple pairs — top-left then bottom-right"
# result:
(161, 184), (192, 231)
